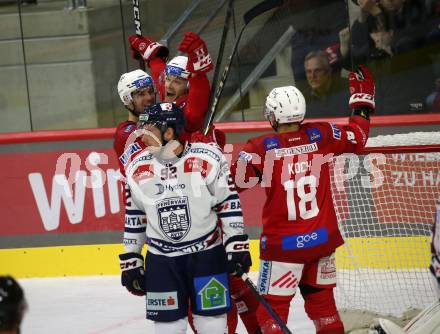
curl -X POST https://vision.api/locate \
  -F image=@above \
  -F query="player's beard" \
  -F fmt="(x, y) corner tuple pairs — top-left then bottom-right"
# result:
(142, 129), (181, 160)
(151, 139), (181, 160)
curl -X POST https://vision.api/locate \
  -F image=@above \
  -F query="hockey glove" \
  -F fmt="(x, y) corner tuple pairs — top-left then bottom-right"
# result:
(178, 32), (213, 75)
(119, 252), (146, 296)
(225, 234), (252, 277)
(128, 35), (169, 64)
(349, 65), (375, 118)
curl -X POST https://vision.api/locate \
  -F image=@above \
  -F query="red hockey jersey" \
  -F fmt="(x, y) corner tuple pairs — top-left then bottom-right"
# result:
(231, 116), (370, 263)
(149, 58), (210, 138)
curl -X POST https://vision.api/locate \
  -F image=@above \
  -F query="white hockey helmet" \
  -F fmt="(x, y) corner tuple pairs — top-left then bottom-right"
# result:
(264, 86), (306, 127)
(117, 69), (155, 106)
(165, 56), (190, 80)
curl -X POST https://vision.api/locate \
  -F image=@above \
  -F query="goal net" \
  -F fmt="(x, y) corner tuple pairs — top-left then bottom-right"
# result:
(330, 132), (440, 330)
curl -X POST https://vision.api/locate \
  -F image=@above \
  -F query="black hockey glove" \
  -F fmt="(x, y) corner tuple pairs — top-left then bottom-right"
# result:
(118, 253), (146, 296)
(225, 234), (252, 277)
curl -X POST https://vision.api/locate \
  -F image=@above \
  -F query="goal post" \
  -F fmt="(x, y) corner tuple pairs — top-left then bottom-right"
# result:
(330, 132), (440, 331)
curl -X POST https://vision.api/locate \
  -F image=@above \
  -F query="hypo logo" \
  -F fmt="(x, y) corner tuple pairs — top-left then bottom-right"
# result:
(281, 227), (328, 250)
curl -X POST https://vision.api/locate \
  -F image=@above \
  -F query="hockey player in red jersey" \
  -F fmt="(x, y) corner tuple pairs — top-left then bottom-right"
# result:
(114, 69), (156, 173)
(231, 65), (375, 334)
(129, 32), (226, 148)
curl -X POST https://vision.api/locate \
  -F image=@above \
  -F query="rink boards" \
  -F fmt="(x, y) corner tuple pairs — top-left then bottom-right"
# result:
(0, 236), (431, 278)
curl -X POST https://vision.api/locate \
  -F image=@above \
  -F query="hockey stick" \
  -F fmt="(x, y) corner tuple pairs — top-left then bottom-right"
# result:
(203, 0), (284, 135)
(209, 0), (235, 116)
(240, 271), (293, 334)
(132, 0), (146, 70)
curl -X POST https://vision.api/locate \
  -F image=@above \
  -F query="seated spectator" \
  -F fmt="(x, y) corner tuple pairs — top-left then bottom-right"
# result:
(302, 50), (349, 118)
(346, 0), (437, 114)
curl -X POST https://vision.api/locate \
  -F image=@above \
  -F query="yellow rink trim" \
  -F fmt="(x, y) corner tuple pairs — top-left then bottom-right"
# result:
(0, 241), (261, 278)
(0, 237), (431, 278)
(335, 236), (432, 269)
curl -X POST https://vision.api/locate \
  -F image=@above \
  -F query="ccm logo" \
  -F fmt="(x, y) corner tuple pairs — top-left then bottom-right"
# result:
(233, 243), (249, 251)
(120, 260), (138, 270)
(351, 93), (374, 100)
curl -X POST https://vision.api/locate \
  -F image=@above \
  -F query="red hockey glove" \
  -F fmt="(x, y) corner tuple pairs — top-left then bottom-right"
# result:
(128, 35), (169, 64)
(189, 130), (215, 144)
(119, 252), (145, 296)
(189, 127), (226, 150)
(225, 234), (252, 277)
(178, 32), (213, 74)
(348, 65), (375, 112)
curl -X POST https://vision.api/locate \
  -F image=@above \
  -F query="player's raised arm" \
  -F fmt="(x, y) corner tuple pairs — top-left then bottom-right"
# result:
(327, 65), (376, 155)
(128, 34), (169, 88)
(177, 32), (213, 133)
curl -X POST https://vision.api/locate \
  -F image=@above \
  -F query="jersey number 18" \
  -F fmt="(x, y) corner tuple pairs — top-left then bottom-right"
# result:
(283, 175), (319, 220)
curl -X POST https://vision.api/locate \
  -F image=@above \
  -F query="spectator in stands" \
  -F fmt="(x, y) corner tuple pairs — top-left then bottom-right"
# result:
(0, 276), (27, 334)
(289, 0), (348, 85)
(347, 0), (437, 114)
(302, 50), (349, 118)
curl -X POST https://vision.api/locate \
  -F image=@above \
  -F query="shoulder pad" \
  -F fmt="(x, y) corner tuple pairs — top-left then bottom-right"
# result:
(184, 142), (222, 163)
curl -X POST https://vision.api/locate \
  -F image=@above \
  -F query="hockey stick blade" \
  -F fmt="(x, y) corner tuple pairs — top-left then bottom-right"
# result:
(132, 0), (146, 70)
(244, 0), (283, 24)
(203, 0), (283, 135)
(240, 272), (293, 334)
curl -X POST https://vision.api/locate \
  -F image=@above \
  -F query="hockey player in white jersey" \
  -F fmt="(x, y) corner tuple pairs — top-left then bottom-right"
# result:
(369, 198), (440, 334)
(118, 102), (252, 334)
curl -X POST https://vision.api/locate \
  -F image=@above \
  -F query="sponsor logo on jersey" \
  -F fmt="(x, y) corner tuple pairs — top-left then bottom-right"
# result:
(270, 270), (298, 290)
(258, 260), (272, 294)
(146, 291), (178, 311)
(261, 235), (267, 251)
(184, 157), (212, 178)
(125, 216), (145, 226)
(331, 123), (341, 140)
(275, 142), (318, 157)
(194, 273), (230, 311)
(123, 238), (138, 245)
(155, 183), (186, 195)
(306, 128), (322, 143)
(317, 254), (336, 285)
(132, 164), (154, 183)
(235, 300), (249, 313)
(238, 151), (253, 163)
(188, 147), (221, 162)
(263, 137), (280, 151)
(156, 196), (191, 242)
(119, 142), (143, 166)
(124, 124), (135, 133)
(132, 153), (153, 165)
(281, 227), (328, 250)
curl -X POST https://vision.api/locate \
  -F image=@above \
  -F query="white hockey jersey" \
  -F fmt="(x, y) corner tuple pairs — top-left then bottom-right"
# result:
(123, 141), (244, 257)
